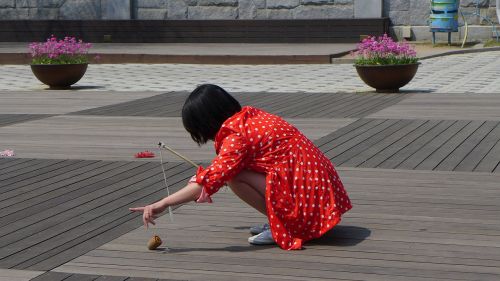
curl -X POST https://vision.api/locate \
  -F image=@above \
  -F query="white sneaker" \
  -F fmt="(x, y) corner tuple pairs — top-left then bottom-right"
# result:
(249, 223), (270, 235)
(248, 229), (275, 245)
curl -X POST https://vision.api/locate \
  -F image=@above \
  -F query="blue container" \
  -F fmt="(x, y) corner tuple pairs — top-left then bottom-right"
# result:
(431, 0), (459, 13)
(429, 12), (459, 32)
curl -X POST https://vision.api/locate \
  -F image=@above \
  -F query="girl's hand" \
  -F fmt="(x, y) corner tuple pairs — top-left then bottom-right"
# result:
(129, 203), (166, 229)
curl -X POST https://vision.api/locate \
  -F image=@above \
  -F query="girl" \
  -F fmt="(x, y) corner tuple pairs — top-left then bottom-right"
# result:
(130, 84), (352, 250)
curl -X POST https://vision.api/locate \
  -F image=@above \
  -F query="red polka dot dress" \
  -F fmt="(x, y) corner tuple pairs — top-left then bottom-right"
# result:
(195, 106), (352, 250)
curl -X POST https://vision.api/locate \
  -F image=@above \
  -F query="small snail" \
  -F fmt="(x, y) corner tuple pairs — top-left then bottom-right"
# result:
(147, 235), (162, 250)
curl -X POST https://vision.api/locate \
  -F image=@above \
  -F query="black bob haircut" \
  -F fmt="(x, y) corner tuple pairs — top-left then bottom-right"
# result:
(182, 84), (242, 145)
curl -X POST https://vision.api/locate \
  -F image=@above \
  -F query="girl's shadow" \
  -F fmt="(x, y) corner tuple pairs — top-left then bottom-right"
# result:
(308, 225), (371, 247)
(234, 224), (371, 247)
(159, 225), (370, 253)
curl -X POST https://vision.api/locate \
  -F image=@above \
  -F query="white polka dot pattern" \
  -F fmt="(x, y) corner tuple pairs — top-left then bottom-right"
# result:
(196, 106), (352, 250)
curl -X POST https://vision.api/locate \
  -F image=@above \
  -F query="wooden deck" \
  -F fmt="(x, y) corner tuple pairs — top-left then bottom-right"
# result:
(0, 158), (196, 271)
(30, 271), (178, 281)
(317, 118), (500, 173)
(1, 89), (500, 280)
(71, 91), (407, 119)
(0, 115), (53, 128)
(54, 168), (500, 281)
(0, 115), (354, 161)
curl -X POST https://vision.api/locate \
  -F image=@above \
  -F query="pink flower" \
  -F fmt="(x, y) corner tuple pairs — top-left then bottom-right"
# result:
(28, 35), (92, 64)
(0, 149), (15, 157)
(353, 33), (417, 64)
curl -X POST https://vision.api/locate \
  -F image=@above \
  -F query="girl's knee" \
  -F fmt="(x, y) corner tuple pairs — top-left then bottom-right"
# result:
(228, 170), (266, 193)
(227, 172), (244, 187)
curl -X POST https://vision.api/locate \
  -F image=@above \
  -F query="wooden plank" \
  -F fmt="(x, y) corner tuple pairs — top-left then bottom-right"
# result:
(342, 119), (427, 167)
(64, 273), (100, 281)
(24, 212), (161, 272)
(101, 231), (500, 262)
(0, 161), (131, 216)
(56, 264), (339, 281)
(1, 115), (349, 162)
(69, 93), (178, 116)
(0, 160), (87, 192)
(332, 119), (412, 165)
(0, 269), (43, 280)
(68, 92), (407, 119)
(436, 121), (499, 171)
(313, 94), (370, 118)
(0, 163), (194, 269)
(330, 95), (392, 116)
(0, 160), (97, 197)
(125, 277), (159, 281)
(0, 91), (160, 115)
(0, 114), (53, 127)
(349, 94), (408, 118)
(310, 94), (377, 119)
(0, 160), (67, 186)
(0, 162), (165, 243)
(94, 276), (129, 281)
(495, 161), (500, 172)
(273, 93), (340, 117)
(0, 159), (56, 180)
(0, 158), (35, 173)
(372, 120), (442, 169)
(415, 121), (483, 171)
(274, 93), (368, 118)
(314, 118), (372, 148)
(296, 94), (362, 118)
(341, 95), (401, 118)
(284, 118), (356, 141)
(0, 115), (216, 162)
(19, 168), (194, 271)
(29, 271), (72, 281)
(243, 93), (307, 114)
(455, 122), (500, 172)
(0, 164), (145, 215)
(234, 92), (277, 110)
(367, 93), (500, 121)
(324, 119), (399, 160)
(475, 139), (500, 172)
(66, 254), (500, 281)
(319, 119), (387, 154)
(397, 120), (469, 170)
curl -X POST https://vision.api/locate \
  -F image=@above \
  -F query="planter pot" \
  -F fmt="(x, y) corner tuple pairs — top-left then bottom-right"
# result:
(354, 63), (420, 93)
(30, 63), (88, 89)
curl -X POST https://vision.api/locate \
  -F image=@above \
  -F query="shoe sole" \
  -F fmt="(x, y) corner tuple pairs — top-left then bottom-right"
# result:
(248, 238), (275, 245)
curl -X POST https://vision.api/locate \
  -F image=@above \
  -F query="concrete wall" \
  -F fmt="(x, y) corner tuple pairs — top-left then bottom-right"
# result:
(0, 0), (498, 41)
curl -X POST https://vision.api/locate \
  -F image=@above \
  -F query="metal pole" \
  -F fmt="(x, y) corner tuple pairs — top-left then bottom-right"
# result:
(497, 0), (500, 24)
(130, 0), (137, 19)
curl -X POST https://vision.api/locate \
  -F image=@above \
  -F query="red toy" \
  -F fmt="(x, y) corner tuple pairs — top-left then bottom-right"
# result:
(134, 150), (155, 158)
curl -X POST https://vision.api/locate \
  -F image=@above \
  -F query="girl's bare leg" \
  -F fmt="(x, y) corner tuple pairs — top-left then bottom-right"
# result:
(227, 170), (267, 216)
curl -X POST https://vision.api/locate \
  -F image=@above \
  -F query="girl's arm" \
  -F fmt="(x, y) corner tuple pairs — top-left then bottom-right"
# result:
(129, 182), (202, 228)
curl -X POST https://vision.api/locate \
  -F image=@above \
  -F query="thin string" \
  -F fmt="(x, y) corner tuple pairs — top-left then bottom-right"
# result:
(158, 145), (174, 223)
(158, 141), (230, 195)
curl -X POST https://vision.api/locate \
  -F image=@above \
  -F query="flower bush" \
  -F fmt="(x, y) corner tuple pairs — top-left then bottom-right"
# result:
(353, 34), (418, 66)
(29, 35), (92, 65)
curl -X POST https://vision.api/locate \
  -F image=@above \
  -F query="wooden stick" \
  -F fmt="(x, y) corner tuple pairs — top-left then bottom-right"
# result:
(158, 142), (199, 168)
